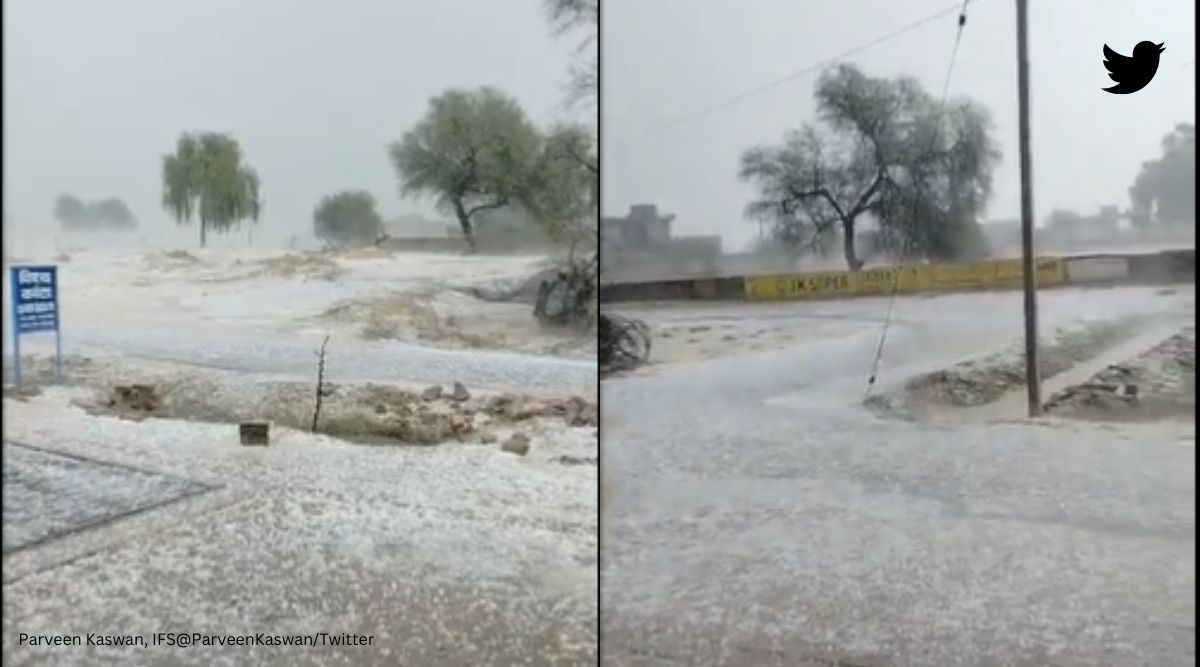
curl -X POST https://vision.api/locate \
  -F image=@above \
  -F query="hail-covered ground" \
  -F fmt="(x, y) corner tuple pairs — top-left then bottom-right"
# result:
(602, 284), (1195, 666)
(2, 244), (598, 666)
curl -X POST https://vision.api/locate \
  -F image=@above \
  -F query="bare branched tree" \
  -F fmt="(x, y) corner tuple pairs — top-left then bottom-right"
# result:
(740, 64), (1000, 270)
(311, 335), (332, 433)
(543, 0), (598, 108)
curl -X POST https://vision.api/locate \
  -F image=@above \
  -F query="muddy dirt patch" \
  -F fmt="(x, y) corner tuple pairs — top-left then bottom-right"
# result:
(143, 250), (203, 271)
(105, 384), (164, 420)
(1045, 327), (1195, 422)
(318, 291), (593, 358)
(2, 355), (108, 389)
(253, 253), (343, 281)
(328, 246), (395, 261)
(320, 291), (498, 349)
(484, 393), (598, 428)
(868, 316), (1152, 417)
(2, 385), (44, 402)
(75, 375), (597, 447)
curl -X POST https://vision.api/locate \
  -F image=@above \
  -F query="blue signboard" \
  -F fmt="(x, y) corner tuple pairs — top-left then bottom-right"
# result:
(10, 265), (63, 385)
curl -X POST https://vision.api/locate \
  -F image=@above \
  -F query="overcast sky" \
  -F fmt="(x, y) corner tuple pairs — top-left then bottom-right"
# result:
(5, 0), (583, 246)
(603, 0), (1197, 252)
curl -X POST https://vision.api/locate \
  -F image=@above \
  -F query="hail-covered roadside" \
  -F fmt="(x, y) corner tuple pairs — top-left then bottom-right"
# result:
(603, 285), (1194, 666)
(3, 246), (598, 665)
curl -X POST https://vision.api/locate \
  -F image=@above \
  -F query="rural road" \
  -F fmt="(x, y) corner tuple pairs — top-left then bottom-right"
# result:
(3, 249), (596, 399)
(601, 286), (1195, 666)
(58, 324), (597, 398)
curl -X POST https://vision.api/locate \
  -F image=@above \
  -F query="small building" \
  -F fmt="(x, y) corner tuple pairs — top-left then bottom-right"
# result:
(602, 204), (723, 279)
(602, 204), (674, 253)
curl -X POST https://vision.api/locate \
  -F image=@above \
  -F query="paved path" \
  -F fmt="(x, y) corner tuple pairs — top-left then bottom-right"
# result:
(3, 441), (214, 554)
(7, 324), (596, 398)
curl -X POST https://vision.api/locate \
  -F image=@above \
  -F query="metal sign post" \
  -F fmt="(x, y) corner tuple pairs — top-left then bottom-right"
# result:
(10, 265), (63, 386)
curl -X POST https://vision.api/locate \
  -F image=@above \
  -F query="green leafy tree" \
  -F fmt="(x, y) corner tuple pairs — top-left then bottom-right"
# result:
(161, 132), (262, 247)
(1130, 123), (1195, 227)
(524, 123), (598, 326)
(388, 87), (542, 252)
(448, 126), (597, 254)
(313, 191), (384, 247)
(54, 194), (87, 229)
(740, 64), (1000, 270)
(543, 0), (598, 107)
(522, 123), (597, 254)
(56, 194), (138, 231)
(86, 198), (137, 230)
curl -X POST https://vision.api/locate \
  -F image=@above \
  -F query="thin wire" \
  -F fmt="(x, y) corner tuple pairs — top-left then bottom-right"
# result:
(651, 2), (970, 133)
(864, 0), (973, 401)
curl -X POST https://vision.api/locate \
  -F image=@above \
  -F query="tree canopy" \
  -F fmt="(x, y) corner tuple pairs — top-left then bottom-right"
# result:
(543, 0), (597, 107)
(54, 194), (86, 228)
(87, 198), (137, 229)
(740, 64), (1000, 270)
(388, 87), (543, 252)
(313, 191), (384, 247)
(55, 193), (137, 231)
(1129, 123), (1195, 227)
(161, 132), (262, 247)
(523, 123), (598, 255)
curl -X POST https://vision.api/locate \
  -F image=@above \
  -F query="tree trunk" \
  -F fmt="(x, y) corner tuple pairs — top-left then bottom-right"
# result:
(452, 200), (478, 253)
(200, 218), (207, 248)
(841, 217), (863, 271)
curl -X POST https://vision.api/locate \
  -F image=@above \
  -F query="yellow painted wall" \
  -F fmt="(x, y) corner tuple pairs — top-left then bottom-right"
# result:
(745, 258), (1066, 301)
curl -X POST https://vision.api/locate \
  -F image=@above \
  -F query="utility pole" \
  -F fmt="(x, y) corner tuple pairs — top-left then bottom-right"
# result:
(1016, 0), (1041, 416)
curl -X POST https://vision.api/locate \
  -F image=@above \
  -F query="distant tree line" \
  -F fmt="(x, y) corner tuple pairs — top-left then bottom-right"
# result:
(1129, 122), (1194, 228)
(1038, 123), (1193, 235)
(54, 194), (138, 231)
(313, 191), (383, 248)
(144, 3), (595, 263)
(303, 86), (594, 252)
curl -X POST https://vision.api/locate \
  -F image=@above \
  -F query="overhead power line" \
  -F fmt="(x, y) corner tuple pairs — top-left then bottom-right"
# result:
(653, 2), (971, 132)
(864, 0), (974, 401)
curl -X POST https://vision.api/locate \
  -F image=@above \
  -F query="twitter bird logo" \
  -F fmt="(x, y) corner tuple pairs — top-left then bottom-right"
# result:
(1102, 41), (1165, 94)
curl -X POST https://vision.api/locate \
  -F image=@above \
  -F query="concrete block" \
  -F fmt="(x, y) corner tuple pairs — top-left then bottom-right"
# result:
(239, 422), (270, 446)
